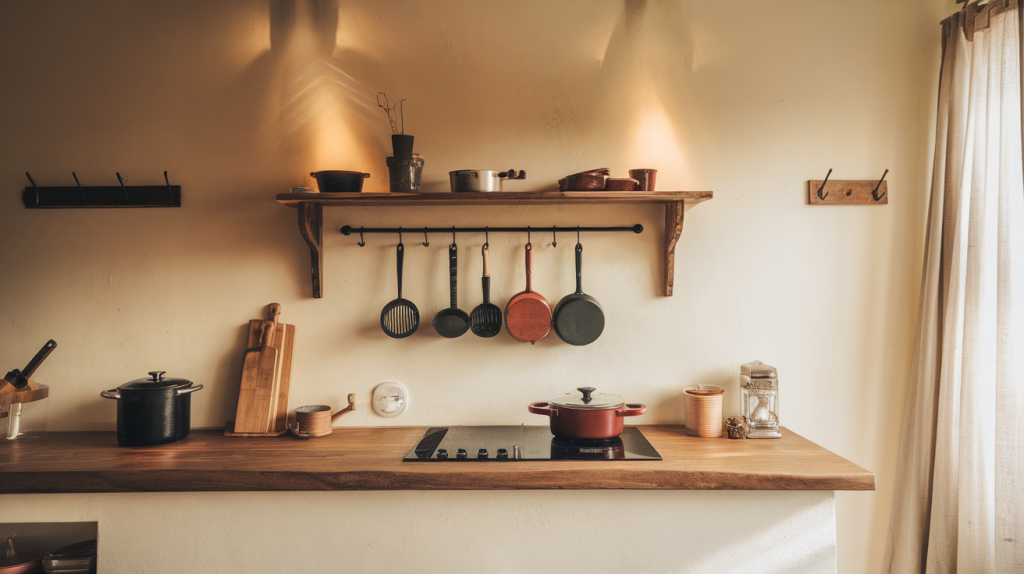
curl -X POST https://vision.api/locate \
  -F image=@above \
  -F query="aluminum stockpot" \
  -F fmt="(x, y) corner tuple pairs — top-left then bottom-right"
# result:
(528, 386), (646, 440)
(101, 371), (203, 446)
(449, 169), (525, 192)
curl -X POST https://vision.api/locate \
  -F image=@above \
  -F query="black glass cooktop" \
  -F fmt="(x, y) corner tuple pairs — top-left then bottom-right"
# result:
(403, 426), (661, 461)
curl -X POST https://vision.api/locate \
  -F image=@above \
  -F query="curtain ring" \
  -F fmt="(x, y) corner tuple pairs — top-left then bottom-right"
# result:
(422, 227), (429, 247)
(358, 227), (366, 247)
(552, 226), (557, 248)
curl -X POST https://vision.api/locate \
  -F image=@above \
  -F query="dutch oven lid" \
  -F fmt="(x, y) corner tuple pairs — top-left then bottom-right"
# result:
(120, 371), (193, 391)
(548, 386), (624, 409)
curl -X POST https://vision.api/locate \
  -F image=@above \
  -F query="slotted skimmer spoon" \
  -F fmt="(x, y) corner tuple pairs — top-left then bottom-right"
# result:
(381, 240), (419, 338)
(470, 244), (502, 337)
(433, 242), (471, 338)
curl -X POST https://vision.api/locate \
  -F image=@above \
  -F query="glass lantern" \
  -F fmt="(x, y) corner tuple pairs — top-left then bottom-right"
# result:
(740, 360), (781, 439)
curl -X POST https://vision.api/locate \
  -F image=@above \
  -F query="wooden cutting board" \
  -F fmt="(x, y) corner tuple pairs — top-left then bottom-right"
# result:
(233, 323), (277, 433)
(231, 303), (295, 435)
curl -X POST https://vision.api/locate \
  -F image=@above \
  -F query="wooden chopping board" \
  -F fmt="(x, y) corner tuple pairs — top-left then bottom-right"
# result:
(238, 303), (295, 434)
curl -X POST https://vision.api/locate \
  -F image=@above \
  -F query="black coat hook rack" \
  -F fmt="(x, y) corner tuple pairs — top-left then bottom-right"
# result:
(22, 171), (181, 208)
(341, 224), (642, 245)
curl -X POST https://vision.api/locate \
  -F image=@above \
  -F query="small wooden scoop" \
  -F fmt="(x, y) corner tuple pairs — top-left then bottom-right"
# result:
(290, 394), (357, 438)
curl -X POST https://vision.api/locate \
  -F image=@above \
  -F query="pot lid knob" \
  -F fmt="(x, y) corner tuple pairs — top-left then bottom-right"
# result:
(148, 371), (166, 382)
(577, 387), (596, 404)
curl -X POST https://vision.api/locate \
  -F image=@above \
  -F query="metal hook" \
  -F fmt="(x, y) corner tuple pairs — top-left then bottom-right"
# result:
(358, 227), (365, 247)
(451, 226), (456, 245)
(527, 226), (531, 244)
(115, 172), (129, 201)
(552, 227), (557, 247)
(816, 169), (832, 200)
(422, 227), (429, 247)
(25, 172), (38, 206)
(398, 226), (403, 245)
(72, 172), (85, 203)
(164, 171), (173, 199)
(872, 169), (889, 202)
(484, 226), (489, 249)
(577, 226), (580, 244)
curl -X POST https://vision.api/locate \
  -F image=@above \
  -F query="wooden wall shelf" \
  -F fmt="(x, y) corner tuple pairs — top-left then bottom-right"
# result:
(275, 191), (713, 298)
(0, 426), (873, 493)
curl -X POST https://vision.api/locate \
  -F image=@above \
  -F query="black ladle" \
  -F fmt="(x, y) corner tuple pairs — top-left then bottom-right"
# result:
(470, 244), (502, 337)
(381, 241), (419, 338)
(433, 243), (470, 338)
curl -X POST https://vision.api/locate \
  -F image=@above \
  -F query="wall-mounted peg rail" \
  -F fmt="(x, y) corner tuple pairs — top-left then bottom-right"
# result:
(22, 171), (181, 208)
(808, 169), (888, 205)
(275, 190), (713, 297)
(341, 224), (643, 245)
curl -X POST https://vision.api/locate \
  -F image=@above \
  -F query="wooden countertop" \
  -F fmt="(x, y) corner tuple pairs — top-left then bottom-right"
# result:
(0, 426), (874, 494)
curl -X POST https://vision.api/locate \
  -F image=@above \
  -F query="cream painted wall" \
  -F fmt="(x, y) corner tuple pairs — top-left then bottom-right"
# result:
(0, 1), (951, 572)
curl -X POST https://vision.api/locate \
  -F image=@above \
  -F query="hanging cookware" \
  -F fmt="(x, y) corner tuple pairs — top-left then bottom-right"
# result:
(381, 239), (419, 338)
(100, 371), (203, 447)
(449, 169), (526, 192)
(432, 243), (470, 338)
(504, 242), (551, 343)
(469, 244), (502, 337)
(552, 241), (605, 345)
(528, 386), (646, 440)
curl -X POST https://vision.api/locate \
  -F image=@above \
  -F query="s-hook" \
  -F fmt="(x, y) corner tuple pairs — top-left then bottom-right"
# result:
(115, 172), (129, 201)
(872, 169), (889, 202)
(552, 227), (557, 247)
(422, 227), (429, 247)
(25, 172), (38, 206)
(358, 227), (366, 247)
(484, 226), (489, 249)
(527, 226), (531, 244)
(817, 168), (833, 201)
(451, 226), (456, 244)
(577, 226), (581, 244)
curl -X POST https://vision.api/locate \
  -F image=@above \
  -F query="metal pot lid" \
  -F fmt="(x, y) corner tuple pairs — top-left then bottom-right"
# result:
(120, 370), (193, 391)
(548, 387), (624, 409)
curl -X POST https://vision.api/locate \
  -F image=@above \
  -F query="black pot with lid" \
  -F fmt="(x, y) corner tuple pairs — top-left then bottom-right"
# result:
(101, 371), (203, 446)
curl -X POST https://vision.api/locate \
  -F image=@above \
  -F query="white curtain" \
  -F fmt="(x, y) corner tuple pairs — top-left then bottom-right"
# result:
(883, 1), (1024, 573)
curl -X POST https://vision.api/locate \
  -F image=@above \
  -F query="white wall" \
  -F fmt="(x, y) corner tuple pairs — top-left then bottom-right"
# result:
(0, 1), (952, 572)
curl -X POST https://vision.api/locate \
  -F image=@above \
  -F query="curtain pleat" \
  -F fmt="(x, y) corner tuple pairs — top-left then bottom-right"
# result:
(883, 3), (1023, 573)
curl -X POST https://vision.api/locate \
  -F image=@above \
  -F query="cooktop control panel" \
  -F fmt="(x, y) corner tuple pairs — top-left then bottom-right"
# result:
(403, 426), (662, 462)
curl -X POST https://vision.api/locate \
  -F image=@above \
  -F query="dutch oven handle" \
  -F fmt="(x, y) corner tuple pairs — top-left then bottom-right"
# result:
(100, 389), (121, 400)
(528, 402), (558, 417)
(498, 169), (526, 180)
(616, 404), (646, 417)
(176, 384), (204, 396)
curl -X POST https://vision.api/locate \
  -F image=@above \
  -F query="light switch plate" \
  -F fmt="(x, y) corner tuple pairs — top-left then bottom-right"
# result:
(372, 381), (408, 418)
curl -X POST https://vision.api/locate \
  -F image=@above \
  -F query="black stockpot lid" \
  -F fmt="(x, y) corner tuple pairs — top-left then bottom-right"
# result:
(119, 371), (193, 391)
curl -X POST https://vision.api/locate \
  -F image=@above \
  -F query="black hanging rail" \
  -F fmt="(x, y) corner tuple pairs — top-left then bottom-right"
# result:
(22, 171), (181, 208)
(341, 224), (643, 244)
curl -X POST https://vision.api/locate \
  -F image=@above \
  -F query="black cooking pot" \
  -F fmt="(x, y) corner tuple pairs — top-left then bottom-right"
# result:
(100, 371), (202, 446)
(310, 170), (370, 193)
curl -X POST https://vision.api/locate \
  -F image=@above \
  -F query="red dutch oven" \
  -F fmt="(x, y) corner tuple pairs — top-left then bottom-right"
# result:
(528, 386), (646, 439)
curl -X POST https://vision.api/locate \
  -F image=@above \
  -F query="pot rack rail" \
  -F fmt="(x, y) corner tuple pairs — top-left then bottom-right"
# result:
(275, 190), (714, 298)
(341, 224), (644, 246)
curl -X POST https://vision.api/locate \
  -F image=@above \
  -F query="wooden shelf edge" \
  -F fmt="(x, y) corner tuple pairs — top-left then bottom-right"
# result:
(276, 191), (713, 297)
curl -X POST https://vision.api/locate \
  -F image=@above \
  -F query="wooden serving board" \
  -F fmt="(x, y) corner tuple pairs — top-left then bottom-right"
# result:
(228, 304), (295, 436)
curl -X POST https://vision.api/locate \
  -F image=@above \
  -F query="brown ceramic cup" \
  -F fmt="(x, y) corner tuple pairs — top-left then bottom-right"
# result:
(629, 169), (657, 191)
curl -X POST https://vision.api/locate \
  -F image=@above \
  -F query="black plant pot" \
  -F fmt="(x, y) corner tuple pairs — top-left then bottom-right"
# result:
(392, 134), (414, 158)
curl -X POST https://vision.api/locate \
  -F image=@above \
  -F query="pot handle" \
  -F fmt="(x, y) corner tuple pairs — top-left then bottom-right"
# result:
(616, 403), (647, 417)
(100, 389), (121, 400)
(176, 384), (204, 396)
(309, 172), (318, 178)
(498, 169), (526, 180)
(362, 173), (371, 178)
(528, 402), (558, 417)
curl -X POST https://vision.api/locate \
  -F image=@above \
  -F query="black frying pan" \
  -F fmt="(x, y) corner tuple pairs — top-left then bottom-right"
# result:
(552, 242), (604, 345)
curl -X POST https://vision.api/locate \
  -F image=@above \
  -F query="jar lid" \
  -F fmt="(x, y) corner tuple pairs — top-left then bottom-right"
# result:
(119, 371), (193, 391)
(740, 360), (777, 378)
(548, 387), (624, 409)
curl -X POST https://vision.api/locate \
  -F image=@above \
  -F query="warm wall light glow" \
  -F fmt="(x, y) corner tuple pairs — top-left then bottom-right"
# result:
(627, 94), (685, 182)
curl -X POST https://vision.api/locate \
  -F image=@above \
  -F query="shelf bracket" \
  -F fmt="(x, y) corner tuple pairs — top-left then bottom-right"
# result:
(664, 201), (684, 297)
(298, 203), (323, 298)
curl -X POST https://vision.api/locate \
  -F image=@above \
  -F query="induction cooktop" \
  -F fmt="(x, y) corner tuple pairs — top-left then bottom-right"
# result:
(403, 426), (662, 461)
